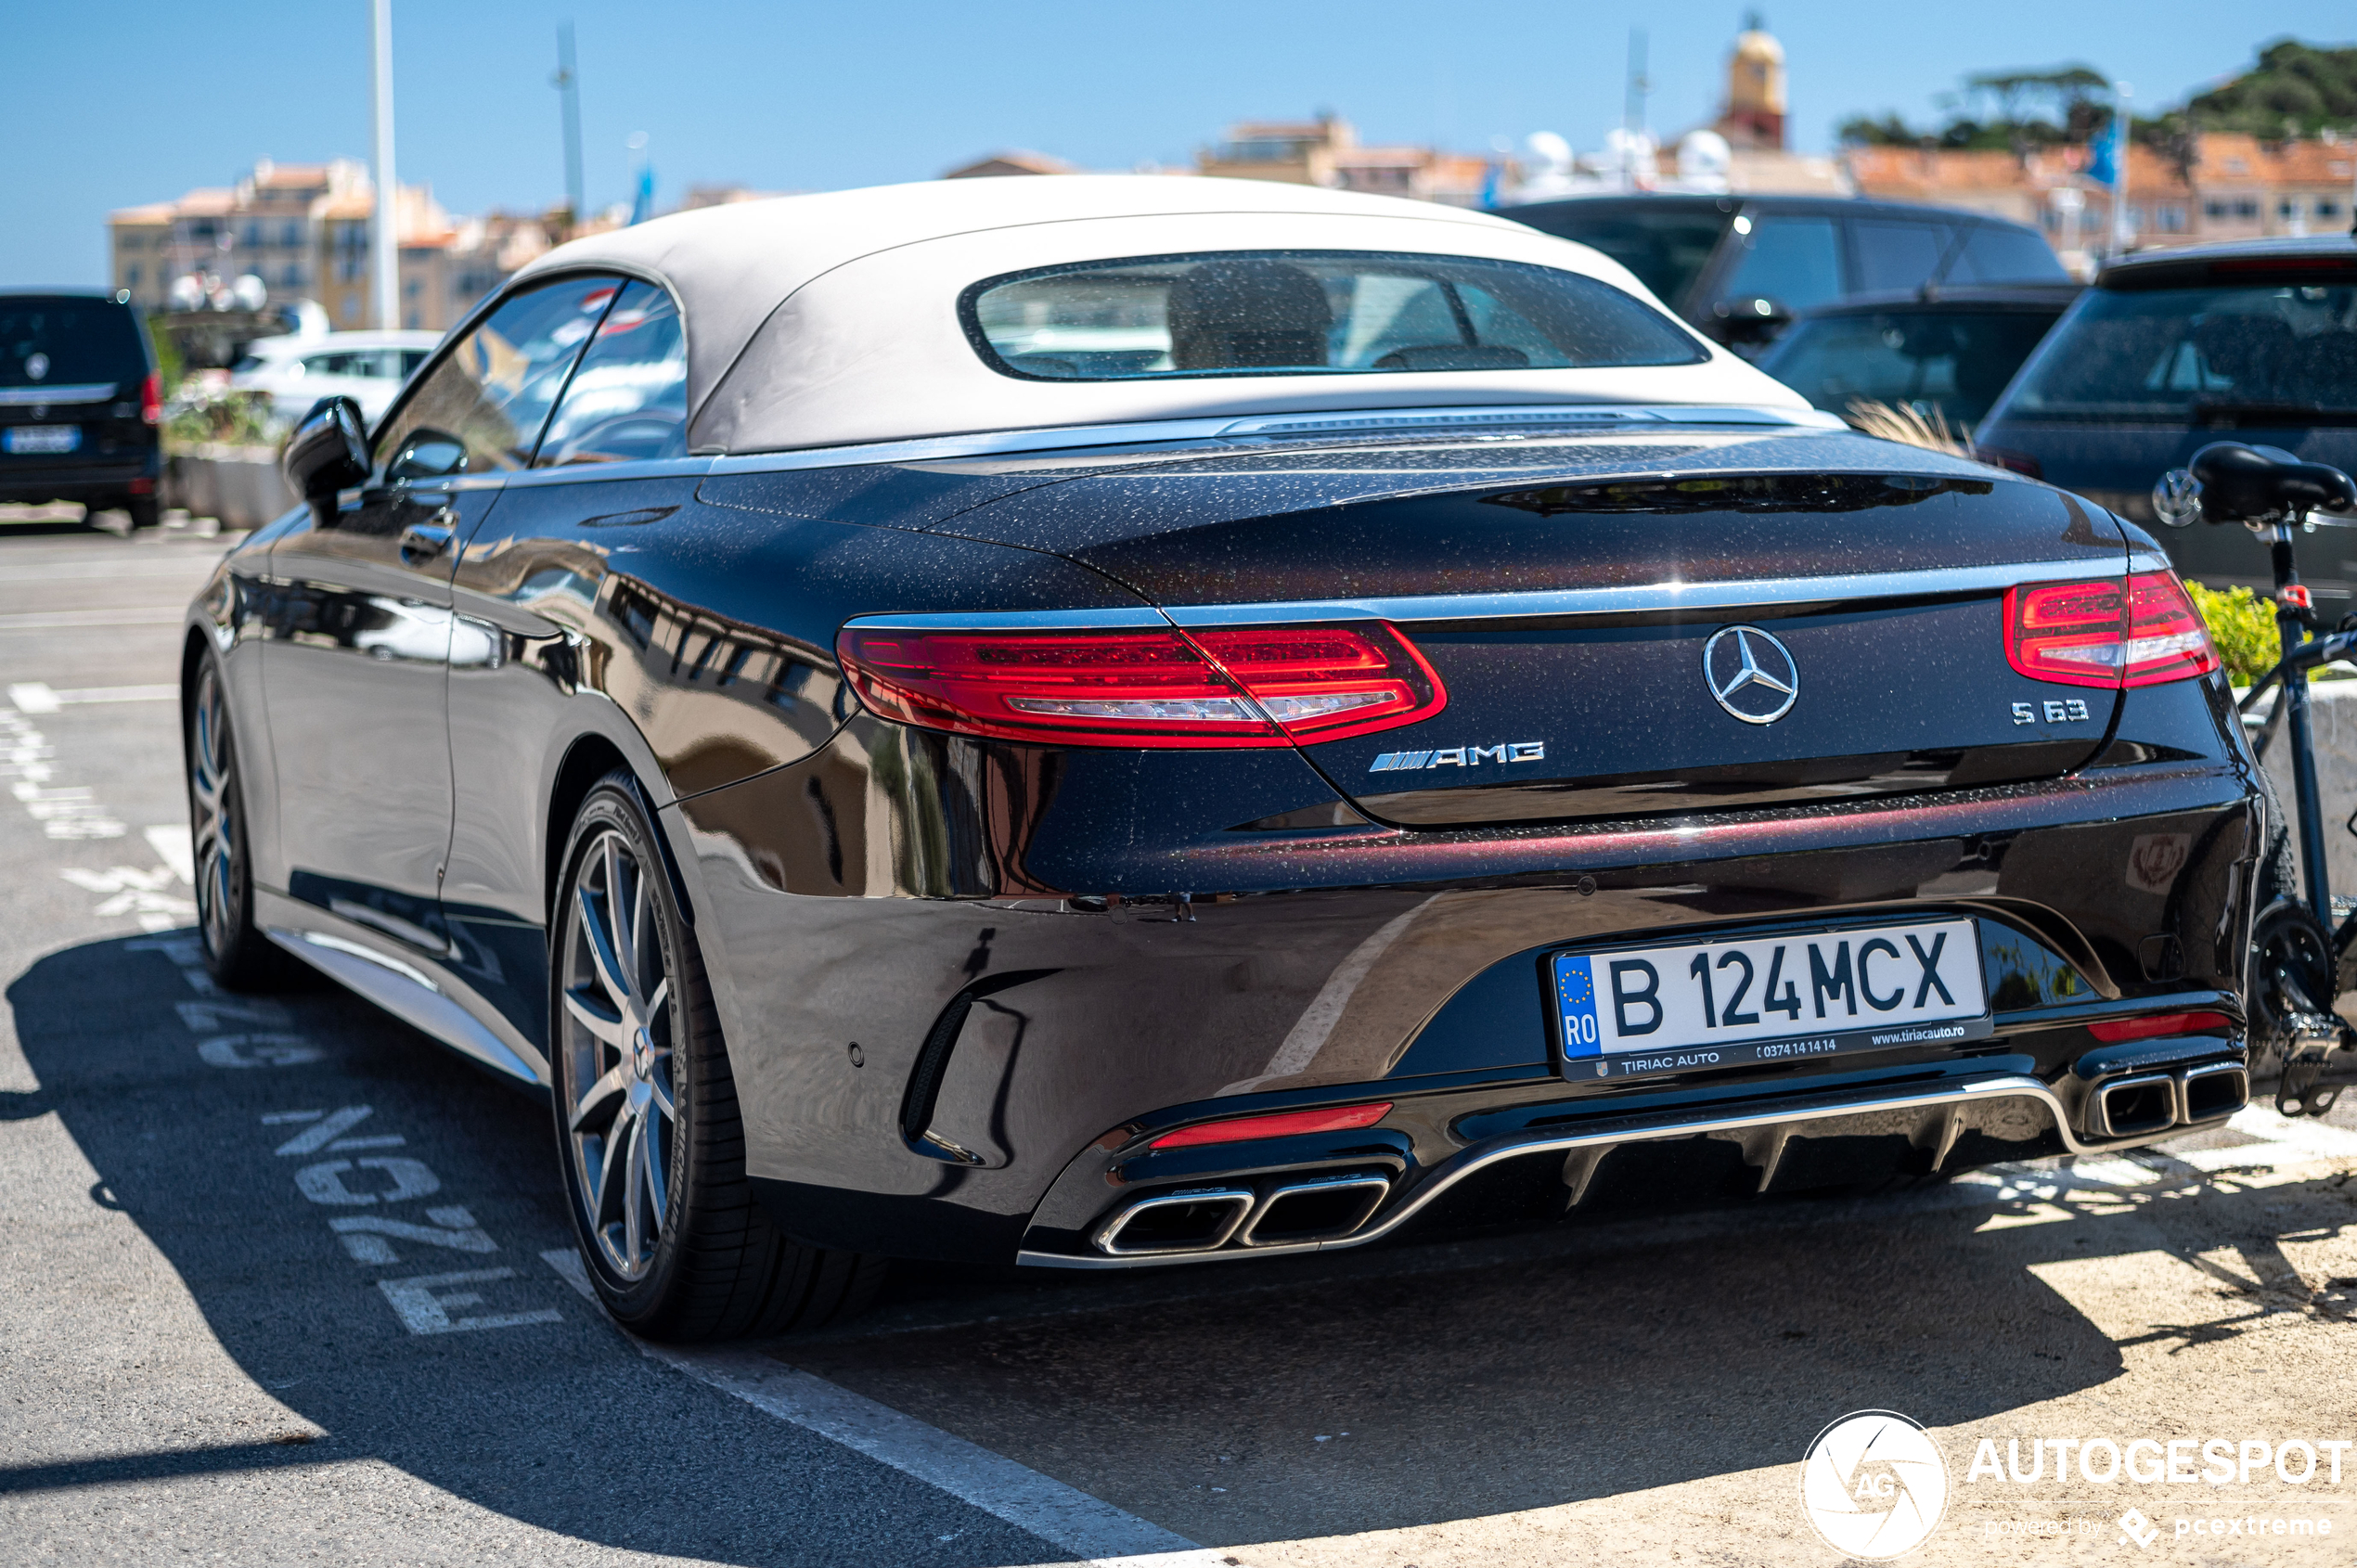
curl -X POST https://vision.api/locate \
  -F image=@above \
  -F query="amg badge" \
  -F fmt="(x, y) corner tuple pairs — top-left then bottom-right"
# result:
(1369, 741), (1545, 772)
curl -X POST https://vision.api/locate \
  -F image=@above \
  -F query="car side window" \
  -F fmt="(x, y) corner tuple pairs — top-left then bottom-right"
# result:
(1718, 215), (1841, 314)
(532, 280), (688, 467)
(372, 275), (621, 482)
(1851, 221), (1951, 294)
(1947, 225), (2065, 284)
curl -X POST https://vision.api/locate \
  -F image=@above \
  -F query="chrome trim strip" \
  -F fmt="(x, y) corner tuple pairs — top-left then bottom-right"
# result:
(843, 560), (2135, 636)
(707, 418), (1236, 474)
(702, 403), (1846, 476)
(496, 456), (717, 488)
(1160, 559), (2114, 627)
(1020, 1072), (2164, 1270)
(843, 606), (1170, 632)
(0, 383), (115, 406)
(293, 929), (441, 992)
(1220, 404), (1846, 437)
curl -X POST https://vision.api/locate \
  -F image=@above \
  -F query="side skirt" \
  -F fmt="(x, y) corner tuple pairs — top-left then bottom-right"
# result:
(255, 887), (548, 1090)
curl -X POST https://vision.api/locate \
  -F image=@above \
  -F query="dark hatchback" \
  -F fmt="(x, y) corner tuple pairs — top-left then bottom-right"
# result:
(0, 289), (162, 527)
(1494, 193), (2067, 353)
(1975, 238), (2357, 603)
(1758, 283), (2080, 435)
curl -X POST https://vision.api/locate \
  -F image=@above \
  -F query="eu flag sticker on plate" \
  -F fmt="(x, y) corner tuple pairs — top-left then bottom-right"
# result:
(1556, 955), (1602, 1060)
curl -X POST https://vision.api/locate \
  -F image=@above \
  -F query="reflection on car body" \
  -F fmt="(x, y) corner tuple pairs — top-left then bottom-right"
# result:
(186, 176), (2264, 1341)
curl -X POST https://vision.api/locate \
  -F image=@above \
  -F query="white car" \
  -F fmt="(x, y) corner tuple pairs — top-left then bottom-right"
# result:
(227, 329), (442, 428)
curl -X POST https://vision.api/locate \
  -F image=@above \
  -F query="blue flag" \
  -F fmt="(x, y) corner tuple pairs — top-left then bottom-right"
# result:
(2088, 110), (2123, 188)
(629, 163), (655, 225)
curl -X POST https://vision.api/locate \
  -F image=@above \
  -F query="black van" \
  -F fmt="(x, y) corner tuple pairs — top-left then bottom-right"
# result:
(1973, 237), (2357, 604)
(0, 289), (163, 528)
(1493, 193), (2067, 353)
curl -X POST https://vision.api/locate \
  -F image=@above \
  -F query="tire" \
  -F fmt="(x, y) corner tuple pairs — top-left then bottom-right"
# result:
(186, 655), (301, 991)
(549, 773), (885, 1340)
(127, 495), (161, 530)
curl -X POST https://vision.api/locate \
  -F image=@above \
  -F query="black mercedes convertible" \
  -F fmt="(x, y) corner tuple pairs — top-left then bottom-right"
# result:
(183, 177), (2264, 1339)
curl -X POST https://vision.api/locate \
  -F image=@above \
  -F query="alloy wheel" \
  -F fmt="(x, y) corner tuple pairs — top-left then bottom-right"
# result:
(560, 827), (676, 1280)
(188, 664), (240, 962)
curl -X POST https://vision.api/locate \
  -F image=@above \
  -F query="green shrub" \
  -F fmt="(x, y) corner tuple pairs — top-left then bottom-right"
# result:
(162, 390), (277, 453)
(2185, 580), (2280, 685)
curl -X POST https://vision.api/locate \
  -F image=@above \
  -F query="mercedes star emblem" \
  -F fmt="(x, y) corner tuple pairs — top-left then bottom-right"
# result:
(1702, 624), (1800, 724)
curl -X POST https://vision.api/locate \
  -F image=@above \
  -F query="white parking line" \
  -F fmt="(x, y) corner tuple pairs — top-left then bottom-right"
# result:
(0, 609), (186, 633)
(539, 1249), (1230, 1568)
(8, 681), (180, 713)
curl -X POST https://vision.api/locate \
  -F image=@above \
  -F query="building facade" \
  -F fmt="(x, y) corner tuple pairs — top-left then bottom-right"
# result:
(1845, 132), (2354, 270)
(1196, 115), (1494, 206)
(107, 159), (570, 333)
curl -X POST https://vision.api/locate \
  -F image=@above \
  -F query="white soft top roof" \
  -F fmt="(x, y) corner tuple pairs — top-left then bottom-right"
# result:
(514, 175), (1803, 454)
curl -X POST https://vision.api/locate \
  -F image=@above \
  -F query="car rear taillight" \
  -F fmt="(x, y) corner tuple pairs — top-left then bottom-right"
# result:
(835, 622), (1445, 749)
(2086, 1010), (2234, 1043)
(139, 371), (161, 426)
(1150, 1101), (1393, 1150)
(2003, 570), (2220, 689)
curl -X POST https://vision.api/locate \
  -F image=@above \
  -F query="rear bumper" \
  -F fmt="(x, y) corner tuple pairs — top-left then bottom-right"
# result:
(678, 710), (2264, 1266)
(1020, 1040), (2247, 1267)
(0, 456), (160, 502)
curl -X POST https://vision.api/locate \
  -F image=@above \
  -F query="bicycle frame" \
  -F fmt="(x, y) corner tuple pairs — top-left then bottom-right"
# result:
(2233, 517), (2357, 945)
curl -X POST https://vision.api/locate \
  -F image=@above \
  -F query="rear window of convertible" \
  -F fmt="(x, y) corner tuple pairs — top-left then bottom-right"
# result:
(962, 250), (1707, 380)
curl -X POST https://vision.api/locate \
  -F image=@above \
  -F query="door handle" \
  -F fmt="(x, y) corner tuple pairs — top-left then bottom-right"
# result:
(398, 520), (455, 562)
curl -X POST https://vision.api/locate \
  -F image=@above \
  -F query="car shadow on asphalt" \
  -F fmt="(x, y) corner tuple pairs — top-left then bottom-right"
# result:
(10, 931), (2351, 1561)
(783, 1127), (2357, 1548)
(1, 933), (1056, 1568)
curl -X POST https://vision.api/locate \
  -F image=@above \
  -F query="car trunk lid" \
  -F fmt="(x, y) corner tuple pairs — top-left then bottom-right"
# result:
(933, 428), (2134, 826)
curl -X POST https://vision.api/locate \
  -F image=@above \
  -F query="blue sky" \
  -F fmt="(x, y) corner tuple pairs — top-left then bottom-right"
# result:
(4, 1), (2349, 286)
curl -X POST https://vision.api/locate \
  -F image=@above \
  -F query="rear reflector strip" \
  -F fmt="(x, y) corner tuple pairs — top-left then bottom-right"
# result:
(1150, 1102), (1393, 1150)
(836, 623), (1444, 749)
(2086, 1010), (2234, 1044)
(2003, 570), (2221, 690)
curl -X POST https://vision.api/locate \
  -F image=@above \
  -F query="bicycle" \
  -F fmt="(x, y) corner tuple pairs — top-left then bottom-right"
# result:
(2156, 442), (2357, 1115)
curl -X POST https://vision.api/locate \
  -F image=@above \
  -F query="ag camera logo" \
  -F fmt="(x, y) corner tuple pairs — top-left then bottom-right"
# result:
(1799, 1410), (1949, 1559)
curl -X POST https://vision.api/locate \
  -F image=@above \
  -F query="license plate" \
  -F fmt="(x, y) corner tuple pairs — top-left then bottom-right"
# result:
(3, 425), (80, 455)
(1551, 918), (1989, 1081)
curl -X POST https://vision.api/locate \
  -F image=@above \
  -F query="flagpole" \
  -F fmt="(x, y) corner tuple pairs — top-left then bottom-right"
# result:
(2108, 82), (2133, 259)
(370, 0), (400, 329)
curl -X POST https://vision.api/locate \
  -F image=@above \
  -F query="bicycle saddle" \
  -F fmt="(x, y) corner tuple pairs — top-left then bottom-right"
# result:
(2155, 441), (2357, 526)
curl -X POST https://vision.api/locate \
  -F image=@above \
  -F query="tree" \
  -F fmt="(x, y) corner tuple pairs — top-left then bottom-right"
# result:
(1839, 63), (2109, 154)
(2184, 41), (2357, 138)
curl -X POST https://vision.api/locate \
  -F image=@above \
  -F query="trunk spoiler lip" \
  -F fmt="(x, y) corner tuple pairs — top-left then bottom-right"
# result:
(842, 554), (2173, 633)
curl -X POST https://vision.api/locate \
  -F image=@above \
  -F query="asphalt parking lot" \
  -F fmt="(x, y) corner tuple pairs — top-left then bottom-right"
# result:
(6, 513), (2357, 1567)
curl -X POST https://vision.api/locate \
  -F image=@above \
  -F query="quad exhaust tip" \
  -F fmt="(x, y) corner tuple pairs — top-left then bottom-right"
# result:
(1096, 1061), (2256, 1258)
(2086, 1061), (2248, 1140)
(1094, 1174), (1392, 1257)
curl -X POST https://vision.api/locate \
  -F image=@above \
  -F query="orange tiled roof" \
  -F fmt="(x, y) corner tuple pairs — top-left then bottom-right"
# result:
(2272, 139), (2357, 185)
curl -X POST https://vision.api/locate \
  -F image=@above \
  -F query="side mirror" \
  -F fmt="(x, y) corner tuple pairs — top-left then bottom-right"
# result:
(283, 396), (370, 519)
(1711, 296), (1794, 348)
